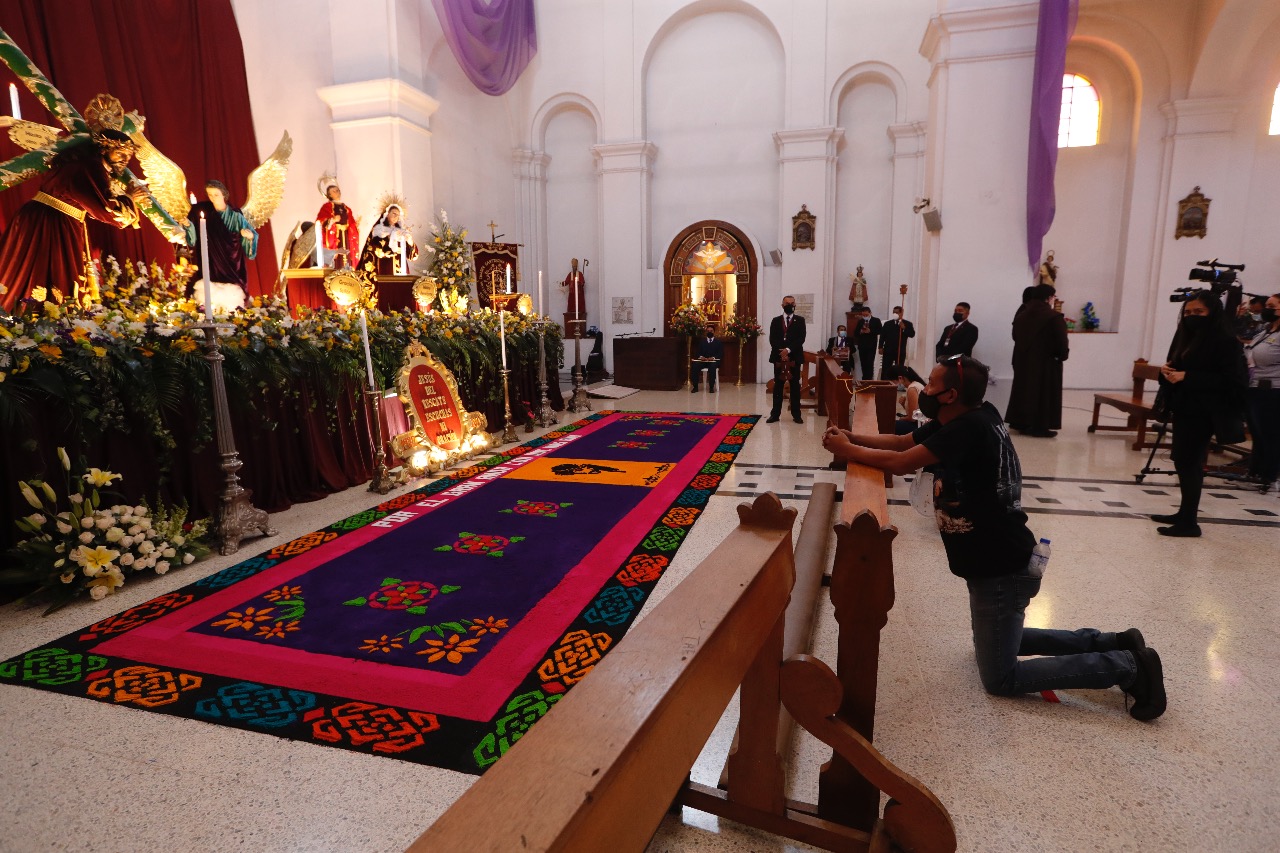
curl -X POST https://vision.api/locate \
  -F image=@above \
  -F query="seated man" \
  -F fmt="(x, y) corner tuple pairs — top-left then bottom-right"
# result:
(825, 324), (852, 373)
(690, 322), (725, 392)
(821, 356), (1167, 721)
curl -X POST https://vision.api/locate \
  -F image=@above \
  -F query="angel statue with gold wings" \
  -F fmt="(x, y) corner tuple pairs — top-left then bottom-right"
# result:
(0, 25), (288, 312)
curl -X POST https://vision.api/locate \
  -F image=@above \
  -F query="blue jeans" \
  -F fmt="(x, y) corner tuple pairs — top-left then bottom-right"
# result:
(966, 571), (1137, 696)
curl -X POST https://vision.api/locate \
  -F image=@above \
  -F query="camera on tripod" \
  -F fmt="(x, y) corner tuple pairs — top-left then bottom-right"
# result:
(1170, 258), (1245, 302)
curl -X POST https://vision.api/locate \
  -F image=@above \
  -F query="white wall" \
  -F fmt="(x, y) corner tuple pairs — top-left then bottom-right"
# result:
(544, 108), (600, 320)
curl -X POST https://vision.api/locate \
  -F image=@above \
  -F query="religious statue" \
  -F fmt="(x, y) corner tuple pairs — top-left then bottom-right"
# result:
(359, 195), (418, 277)
(848, 265), (868, 308)
(1039, 250), (1058, 286)
(185, 179), (260, 310)
(562, 257), (587, 320)
(315, 174), (359, 266)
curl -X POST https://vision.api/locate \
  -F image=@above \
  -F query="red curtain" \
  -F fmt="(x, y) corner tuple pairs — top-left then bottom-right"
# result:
(0, 0), (278, 296)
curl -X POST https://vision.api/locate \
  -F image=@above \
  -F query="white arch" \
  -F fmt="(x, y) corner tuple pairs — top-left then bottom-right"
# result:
(827, 61), (909, 126)
(529, 92), (603, 151)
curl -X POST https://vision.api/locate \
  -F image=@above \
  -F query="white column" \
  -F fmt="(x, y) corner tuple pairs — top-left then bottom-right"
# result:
(592, 141), (657, 369)
(773, 127), (843, 365)
(887, 121), (927, 365)
(512, 149), (551, 305)
(919, 4), (1039, 380)
(316, 79), (439, 255)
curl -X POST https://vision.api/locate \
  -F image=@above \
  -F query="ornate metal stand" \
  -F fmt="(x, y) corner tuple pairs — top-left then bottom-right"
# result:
(500, 368), (520, 444)
(535, 320), (558, 427)
(736, 338), (746, 386)
(567, 321), (591, 413)
(200, 321), (276, 556)
(364, 387), (395, 494)
(684, 336), (693, 388)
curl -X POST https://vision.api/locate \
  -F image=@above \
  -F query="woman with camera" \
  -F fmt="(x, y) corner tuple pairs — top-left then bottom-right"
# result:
(1151, 291), (1248, 537)
(1245, 293), (1280, 490)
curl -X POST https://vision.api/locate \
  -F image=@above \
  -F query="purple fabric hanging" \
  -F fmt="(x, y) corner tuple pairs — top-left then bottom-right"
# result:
(431, 0), (538, 96)
(1026, 0), (1078, 272)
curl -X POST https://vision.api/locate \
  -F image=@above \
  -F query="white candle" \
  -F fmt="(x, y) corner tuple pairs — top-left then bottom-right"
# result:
(315, 223), (323, 268)
(399, 237), (408, 275)
(506, 263), (512, 294)
(360, 309), (377, 390)
(9, 84), (20, 120)
(499, 309), (507, 369)
(538, 270), (544, 316)
(199, 212), (213, 319)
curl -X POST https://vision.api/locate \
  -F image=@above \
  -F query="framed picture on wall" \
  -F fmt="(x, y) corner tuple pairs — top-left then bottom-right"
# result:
(1175, 186), (1210, 239)
(791, 204), (816, 250)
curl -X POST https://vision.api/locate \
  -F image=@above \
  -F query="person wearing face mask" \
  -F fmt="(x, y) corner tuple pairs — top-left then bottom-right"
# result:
(767, 295), (807, 423)
(690, 322), (725, 392)
(825, 324), (852, 373)
(884, 365), (927, 433)
(821, 356), (1166, 721)
(1235, 296), (1267, 343)
(935, 302), (978, 361)
(1150, 291), (1248, 536)
(879, 306), (916, 376)
(1245, 293), (1280, 489)
(1005, 283), (1069, 438)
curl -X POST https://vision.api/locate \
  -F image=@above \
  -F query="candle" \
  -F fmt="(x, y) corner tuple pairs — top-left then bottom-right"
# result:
(400, 239), (408, 275)
(9, 83), (20, 120)
(315, 223), (324, 268)
(359, 308), (377, 390)
(506, 263), (512, 294)
(199, 213), (213, 319)
(499, 309), (507, 369)
(538, 270), (544, 316)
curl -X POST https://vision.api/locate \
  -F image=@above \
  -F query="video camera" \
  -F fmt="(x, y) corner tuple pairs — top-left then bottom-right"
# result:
(1170, 259), (1245, 314)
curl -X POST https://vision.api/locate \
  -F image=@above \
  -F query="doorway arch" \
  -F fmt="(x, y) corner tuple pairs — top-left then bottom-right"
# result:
(662, 220), (759, 382)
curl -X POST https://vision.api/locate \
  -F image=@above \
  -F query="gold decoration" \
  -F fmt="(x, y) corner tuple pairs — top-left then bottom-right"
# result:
(323, 269), (376, 310)
(515, 293), (533, 316)
(791, 204), (816, 251)
(240, 130), (292, 229)
(392, 341), (490, 474)
(1175, 186), (1210, 240)
(411, 276), (439, 311)
(0, 116), (62, 150)
(131, 130), (191, 225)
(371, 190), (409, 226)
(83, 94), (125, 133)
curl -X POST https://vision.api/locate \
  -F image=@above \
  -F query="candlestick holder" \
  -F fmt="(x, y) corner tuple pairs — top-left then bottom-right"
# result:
(199, 321), (276, 555)
(567, 320), (591, 413)
(500, 368), (520, 444)
(364, 387), (396, 494)
(736, 338), (746, 386)
(535, 319), (558, 427)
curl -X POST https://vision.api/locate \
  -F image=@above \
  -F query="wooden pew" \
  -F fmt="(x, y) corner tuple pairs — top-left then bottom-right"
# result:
(412, 491), (955, 853)
(1088, 359), (1164, 450)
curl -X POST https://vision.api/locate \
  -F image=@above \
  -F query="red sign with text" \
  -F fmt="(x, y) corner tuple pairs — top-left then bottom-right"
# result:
(405, 362), (465, 451)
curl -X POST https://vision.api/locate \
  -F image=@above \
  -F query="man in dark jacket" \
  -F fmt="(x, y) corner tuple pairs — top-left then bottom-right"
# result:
(1005, 284), (1069, 437)
(690, 322), (725, 391)
(879, 305), (915, 376)
(936, 302), (979, 360)
(852, 306), (882, 380)
(768, 295), (807, 423)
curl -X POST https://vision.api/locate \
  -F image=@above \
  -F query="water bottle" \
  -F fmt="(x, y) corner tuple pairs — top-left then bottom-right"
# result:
(1028, 538), (1051, 578)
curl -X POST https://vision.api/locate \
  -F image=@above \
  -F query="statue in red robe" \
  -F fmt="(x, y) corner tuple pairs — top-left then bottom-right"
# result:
(315, 178), (359, 265)
(562, 257), (586, 320)
(0, 131), (147, 311)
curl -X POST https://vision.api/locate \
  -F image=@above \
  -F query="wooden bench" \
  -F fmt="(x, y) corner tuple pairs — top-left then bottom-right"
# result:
(765, 350), (819, 408)
(412, 484), (954, 851)
(1088, 358), (1165, 450)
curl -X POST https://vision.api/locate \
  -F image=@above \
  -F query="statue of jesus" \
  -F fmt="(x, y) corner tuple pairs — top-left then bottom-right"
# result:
(562, 257), (586, 320)
(848, 265), (868, 308)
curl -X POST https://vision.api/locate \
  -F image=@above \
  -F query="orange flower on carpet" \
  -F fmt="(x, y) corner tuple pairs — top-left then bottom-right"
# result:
(360, 635), (404, 653)
(468, 616), (508, 636)
(417, 633), (481, 663)
(211, 606), (276, 631)
(255, 620), (301, 639)
(264, 585), (303, 601)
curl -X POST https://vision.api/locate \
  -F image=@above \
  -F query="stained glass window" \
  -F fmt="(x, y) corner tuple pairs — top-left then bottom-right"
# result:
(1059, 74), (1100, 148)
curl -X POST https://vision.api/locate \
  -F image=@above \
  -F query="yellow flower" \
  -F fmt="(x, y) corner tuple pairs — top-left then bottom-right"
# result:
(83, 468), (121, 487)
(74, 545), (121, 575)
(91, 346), (106, 357)
(18, 482), (42, 509)
(37, 344), (62, 360)
(69, 326), (90, 342)
(173, 337), (198, 353)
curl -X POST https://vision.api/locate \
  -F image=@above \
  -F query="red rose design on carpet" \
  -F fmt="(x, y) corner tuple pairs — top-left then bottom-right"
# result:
(500, 499), (572, 518)
(435, 532), (525, 557)
(343, 578), (460, 615)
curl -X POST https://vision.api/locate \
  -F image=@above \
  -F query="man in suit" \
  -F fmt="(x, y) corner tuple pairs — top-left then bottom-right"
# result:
(690, 322), (725, 391)
(935, 301), (979, 361)
(826, 324), (852, 373)
(768, 295), (807, 423)
(852, 306), (882, 380)
(879, 305), (915, 376)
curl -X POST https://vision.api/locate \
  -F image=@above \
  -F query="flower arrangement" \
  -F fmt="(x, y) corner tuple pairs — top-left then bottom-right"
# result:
(669, 303), (709, 337)
(725, 313), (763, 341)
(4, 447), (210, 614)
(1080, 302), (1101, 332)
(425, 210), (475, 307)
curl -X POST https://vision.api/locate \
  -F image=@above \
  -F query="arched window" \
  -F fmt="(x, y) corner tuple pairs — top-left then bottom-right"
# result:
(1270, 83), (1280, 135)
(1059, 74), (1100, 148)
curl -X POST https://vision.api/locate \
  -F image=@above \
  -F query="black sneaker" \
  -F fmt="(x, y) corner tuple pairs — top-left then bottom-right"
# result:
(1157, 524), (1201, 538)
(1116, 628), (1147, 654)
(1125, 647), (1167, 721)
(1149, 513), (1181, 524)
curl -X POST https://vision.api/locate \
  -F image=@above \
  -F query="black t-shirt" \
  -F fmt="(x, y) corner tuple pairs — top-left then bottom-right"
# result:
(913, 402), (1036, 579)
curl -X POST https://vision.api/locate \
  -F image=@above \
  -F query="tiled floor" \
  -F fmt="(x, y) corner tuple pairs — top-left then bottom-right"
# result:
(1, 386), (1276, 852)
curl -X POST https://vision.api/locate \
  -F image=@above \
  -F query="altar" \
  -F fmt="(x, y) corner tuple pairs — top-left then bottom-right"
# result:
(282, 268), (424, 315)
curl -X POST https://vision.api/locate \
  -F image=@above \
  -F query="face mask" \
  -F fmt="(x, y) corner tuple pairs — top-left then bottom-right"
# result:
(1262, 308), (1278, 324)
(917, 387), (950, 420)
(1251, 313), (1263, 322)
(1181, 314), (1209, 331)
(952, 313), (964, 324)
(894, 314), (903, 322)
(783, 305), (795, 315)
(837, 330), (846, 337)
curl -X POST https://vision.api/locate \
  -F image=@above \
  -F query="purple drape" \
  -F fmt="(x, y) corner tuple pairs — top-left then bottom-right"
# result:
(431, 0), (537, 96)
(1026, 0), (1078, 272)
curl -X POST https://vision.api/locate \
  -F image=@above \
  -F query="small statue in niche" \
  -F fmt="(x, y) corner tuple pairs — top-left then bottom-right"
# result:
(1038, 250), (1058, 286)
(848, 265), (868, 309)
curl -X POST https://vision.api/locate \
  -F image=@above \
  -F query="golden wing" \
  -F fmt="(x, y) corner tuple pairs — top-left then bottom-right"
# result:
(240, 130), (291, 229)
(0, 116), (63, 150)
(130, 130), (191, 224)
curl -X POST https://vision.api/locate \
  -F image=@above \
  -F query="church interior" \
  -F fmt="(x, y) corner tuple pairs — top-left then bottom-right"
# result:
(1, 1), (1278, 851)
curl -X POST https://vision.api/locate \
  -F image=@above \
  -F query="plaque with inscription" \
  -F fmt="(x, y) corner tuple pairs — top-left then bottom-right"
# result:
(392, 341), (490, 472)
